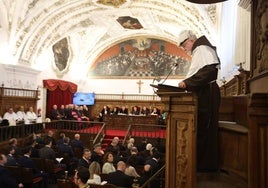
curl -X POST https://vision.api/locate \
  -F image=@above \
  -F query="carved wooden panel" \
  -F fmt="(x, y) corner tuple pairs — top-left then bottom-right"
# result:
(248, 93), (268, 188)
(157, 92), (197, 188)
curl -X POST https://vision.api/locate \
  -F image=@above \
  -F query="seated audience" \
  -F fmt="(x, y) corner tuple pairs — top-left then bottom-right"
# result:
(16, 106), (27, 123)
(119, 106), (128, 115)
(44, 130), (56, 146)
(102, 152), (116, 174)
(3, 107), (18, 125)
(74, 166), (90, 188)
(91, 144), (104, 165)
(105, 137), (120, 160)
(131, 106), (140, 115)
(39, 138), (66, 171)
(0, 154), (24, 188)
(51, 104), (62, 120)
(59, 104), (66, 119)
(78, 106), (90, 121)
(107, 161), (133, 188)
(87, 161), (102, 184)
(145, 151), (161, 175)
(140, 106), (150, 116)
(151, 107), (160, 116)
(65, 104), (73, 120)
(99, 105), (110, 121)
(26, 106), (37, 123)
(17, 146), (48, 186)
(125, 154), (141, 178)
(57, 132), (66, 146)
(78, 149), (91, 169)
(58, 137), (75, 158)
(111, 107), (119, 115)
(137, 138), (148, 152)
(71, 105), (82, 121)
(8, 138), (23, 157)
(5, 145), (18, 166)
(71, 133), (85, 151)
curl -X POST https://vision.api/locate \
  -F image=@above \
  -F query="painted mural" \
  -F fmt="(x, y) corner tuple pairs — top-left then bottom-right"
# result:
(89, 38), (191, 79)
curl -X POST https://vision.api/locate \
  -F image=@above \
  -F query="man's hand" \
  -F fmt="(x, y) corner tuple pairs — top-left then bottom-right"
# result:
(178, 81), (186, 88)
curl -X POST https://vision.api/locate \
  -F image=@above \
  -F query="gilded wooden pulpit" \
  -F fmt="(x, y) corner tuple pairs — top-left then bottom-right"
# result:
(151, 84), (197, 188)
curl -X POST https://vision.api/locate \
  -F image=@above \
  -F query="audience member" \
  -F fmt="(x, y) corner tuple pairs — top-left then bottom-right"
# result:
(137, 138), (147, 152)
(99, 105), (110, 121)
(50, 105), (62, 120)
(87, 161), (102, 185)
(78, 106), (90, 121)
(131, 106), (140, 115)
(111, 107), (119, 115)
(8, 138), (23, 157)
(44, 130), (56, 146)
(119, 106), (128, 115)
(0, 154), (24, 188)
(78, 149), (91, 169)
(65, 104), (72, 120)
(74, 166), (90, 188)
(3, 107), (18, 125)
(26, 106), (37, 123)
(107, 161), (133, 188)
(91, 144), (104, 165)
(57, 132), (66, 146)
(58, 137), (74, 158)
(105, 137), (120, 159)
(102, 152), (116, 174)
(58, 104), (66, 119)
(39, 138), (56, 161)
(39, 137), (66, 171)
(71, 133), (84, 151)
(17, 146), (48, 186)
(125, 155), (140, 178)
(140, 106), (150, 116)
(16, 106), (27, 123)
(5, 145), (18, 166)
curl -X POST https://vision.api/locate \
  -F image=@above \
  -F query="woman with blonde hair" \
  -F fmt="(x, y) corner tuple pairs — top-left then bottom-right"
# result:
(87, 161), (101, 184)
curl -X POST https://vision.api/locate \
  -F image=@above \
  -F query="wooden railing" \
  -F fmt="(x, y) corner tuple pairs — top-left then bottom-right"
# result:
(140, 165), (165, 188)
(93, 123), (107, 146)
(0, 123), (44, 142)
(0, 86), (39, 98)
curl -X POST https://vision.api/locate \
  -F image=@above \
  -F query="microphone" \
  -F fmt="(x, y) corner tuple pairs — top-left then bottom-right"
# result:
(161, 63), (178, 84)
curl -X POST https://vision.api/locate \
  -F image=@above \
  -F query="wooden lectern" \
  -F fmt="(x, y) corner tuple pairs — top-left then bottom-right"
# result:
(151, 84), (197, 188)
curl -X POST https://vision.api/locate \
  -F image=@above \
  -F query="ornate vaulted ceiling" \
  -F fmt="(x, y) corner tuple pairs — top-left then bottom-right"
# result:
(0, 0), (221, 67)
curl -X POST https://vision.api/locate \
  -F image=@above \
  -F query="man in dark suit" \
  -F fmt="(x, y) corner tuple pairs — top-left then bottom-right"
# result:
(0, 153), (23, 188)
(71, 133), (84, 151)
(78, 149), (91, 169)
(39, 138), (56, 161)
(17, 146), (48, 186)
(107, 161), (133, 188)
(58, 137), (74, 158)
(6, 145), (18, 166)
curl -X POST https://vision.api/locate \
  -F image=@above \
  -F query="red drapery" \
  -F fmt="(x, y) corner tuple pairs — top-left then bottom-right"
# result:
(43, 79), (77, 118)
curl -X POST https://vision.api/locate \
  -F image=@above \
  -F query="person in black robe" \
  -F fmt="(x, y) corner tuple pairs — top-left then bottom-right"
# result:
(178, 30), (221, 172)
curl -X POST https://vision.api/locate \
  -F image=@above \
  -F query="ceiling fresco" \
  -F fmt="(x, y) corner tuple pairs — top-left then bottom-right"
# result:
(0, 0), (222, 77)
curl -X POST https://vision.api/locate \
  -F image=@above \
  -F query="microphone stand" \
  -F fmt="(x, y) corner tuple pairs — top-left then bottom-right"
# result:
(161, 63), (178, 84)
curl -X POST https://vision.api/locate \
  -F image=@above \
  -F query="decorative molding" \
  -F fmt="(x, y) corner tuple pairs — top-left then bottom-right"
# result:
(3, 64), (41, 76)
